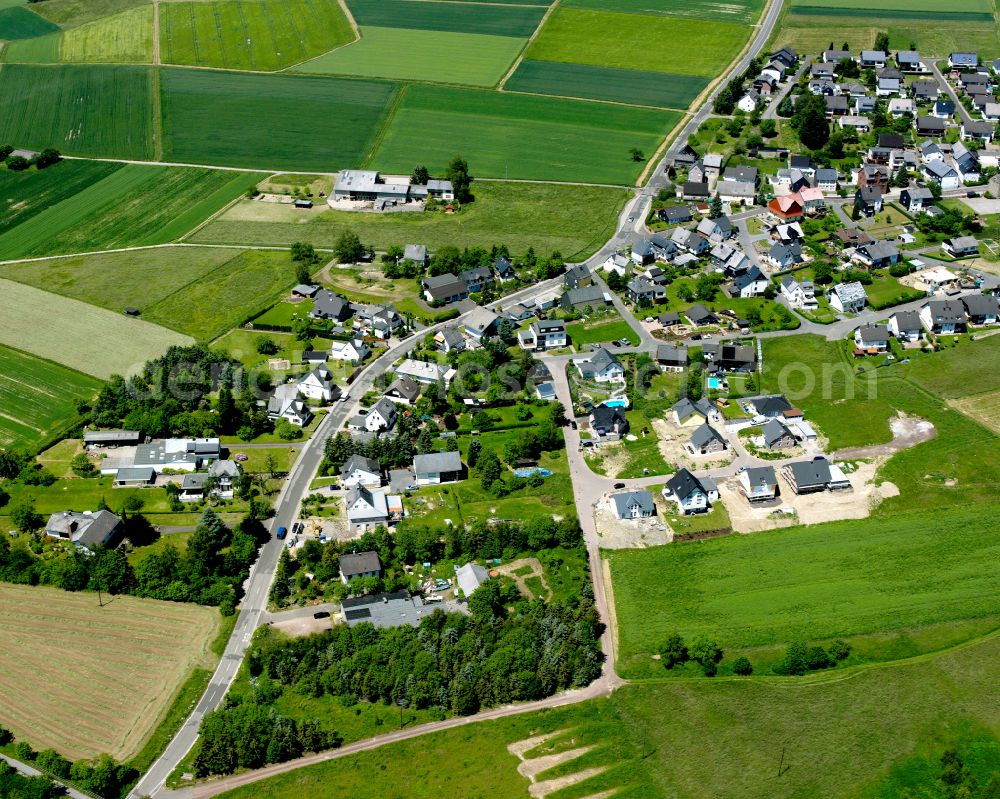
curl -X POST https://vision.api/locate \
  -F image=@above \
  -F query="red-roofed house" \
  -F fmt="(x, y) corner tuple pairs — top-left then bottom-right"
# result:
(768, 194), (804, 221)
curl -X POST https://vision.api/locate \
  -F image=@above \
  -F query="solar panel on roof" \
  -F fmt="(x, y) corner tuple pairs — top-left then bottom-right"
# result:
(344, 608), (372, 621)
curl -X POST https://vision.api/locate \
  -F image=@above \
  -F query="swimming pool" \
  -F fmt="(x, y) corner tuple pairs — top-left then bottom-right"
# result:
(603, 399), (628, 408)
(707, 377), (722, 389)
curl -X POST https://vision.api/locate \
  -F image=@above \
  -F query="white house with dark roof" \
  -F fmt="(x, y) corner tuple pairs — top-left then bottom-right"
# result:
(963, 293), (999, 325)
(573, 348), (624, 384)
(662, 468), (718, 514)
(920, 299), (967, 334)
(518, 319), (566, 351)
(45, 510), (121, 551)
(610, 490), (656, 520)
(888, 310), (923, 341)
(780, 275), (817, 309)
(341, 455), (382, 488)
(310, 291), (353, 322)
(942, 236), (980, 258)
(422, 273), (469, 304)
(297, 364), (338, 402)
(384, 375), (421, 405)
(346, 486), (389, 527)
(739, 465), (778, 502)
(268, 384), (312, 426)
(854, 323), (890, 352)
(782, 458), (850, 494)
(329, 339), (369, 365)
(340, 550), (383, 583)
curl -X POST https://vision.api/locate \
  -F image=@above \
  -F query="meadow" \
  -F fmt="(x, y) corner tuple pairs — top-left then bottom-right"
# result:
(160, 68), (397, 171)
(160, 0), (354, 71)
(0, 31), (60, 61)
(0, 345), (101, 451)
(0, 583), (221, 761)
(0, 63), (153, 159)
(0, 3), (59, 39)
(0, 279), (192, 378)
(525, 7), (747, 78)
(214, 635), (1000, 799)
(566, 319), (638, 347)
(345, 0), (547, 36)
(609, 501), (1000, 676)
(505, 60), (707, 109)
(370, 84), (679, 184)
(0, 164), (260, 258)
(292, 26), (524, 87)
(59, 5), (152, 63)
(190, 180), (631, 259)
(0, 245), (291, 340)
(26, 0), (150, 28)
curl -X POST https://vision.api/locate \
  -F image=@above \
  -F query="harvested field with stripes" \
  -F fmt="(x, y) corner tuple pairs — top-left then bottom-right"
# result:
(0, 583), (220, 761)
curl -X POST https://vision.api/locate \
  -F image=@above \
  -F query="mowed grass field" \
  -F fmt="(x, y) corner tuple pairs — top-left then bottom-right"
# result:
(505, 60), (707, 108)
(215, 635), (1000, 799)
(190, 180), (631, 259)
(0, 279), (192, 378)
(949, 389), (1000, 434)
(370, 85), (679, 184)
(0, 63), (153, 158)
(160, 0), (355, 71)
(525, 7), (747, 78)
(292, 26), (524, 87)
(160, 68), (397, 171)
(0, 163), (260, 258)
(345, 0), (547, 36)
(0, 345), (100, 450)
(0, 583), (221, 761)
(58, 5), (152, 63)
(0, 246), (293, 341)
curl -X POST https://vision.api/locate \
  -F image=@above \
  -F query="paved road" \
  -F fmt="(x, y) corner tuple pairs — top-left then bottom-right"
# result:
(1, 753), (93, 799)
(927, 59), (972, 125)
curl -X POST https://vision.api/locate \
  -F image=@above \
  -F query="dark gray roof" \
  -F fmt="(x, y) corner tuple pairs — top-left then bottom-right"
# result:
(690, 422), (725, 449)
(962, 293), (998, 316)
(685, 303), (716, 324)
(340, 550), (383, 577)
(752, 395), (792, 416)
(611, 490), (655, 517)
(561, 285), (606, 307)
(413, 450), (462, 474)
(84, 430), (140, 444)
(665, 467), (706, 500)
(925, 299), (966, 324)
(892, 310), (922, 330)
(591, 404), (626, 429)
(387, 375), (421, 402)
(763, 418), (794, 448)
(341, 454), (381, 476)
(656, 343), (687, 364)
(788, 458), (832, 488)
(743, 465), (776, 487)
(856, 323), (889, 344)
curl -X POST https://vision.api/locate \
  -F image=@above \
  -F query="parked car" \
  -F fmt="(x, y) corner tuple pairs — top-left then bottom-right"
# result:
(275, 526), (287, 540)
(967, 191), (980, 198)
(570, 420), (578, 430)
(313, 611), (330, 619)
(613, 482), (626, 489)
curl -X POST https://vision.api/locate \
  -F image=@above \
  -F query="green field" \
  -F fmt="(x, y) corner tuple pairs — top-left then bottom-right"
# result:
(0, 4), (59, 39)
(0, 279), (192, 378)
(58, 5), (152, 62)
(526, 7), (747, 78)
(0, 31), (60, 61)
(214, 635), (1000, 799)
(0, 164), (260, 258)
(292, 26), (524, 87)
(370, 84), (679, 184)
(0, 63), (153, 158)
(562, 0), (763, 23)
(566, 319), (638, 347)
(160, 68), (397, 171)
(345, 0), (547, 36)
(161, 0), (354, 71)
(190, 180), (631, 259)
(505, 59), (707, 108)
(26, 0), (150, 28)
(0, 345), (101, 450)
(0, 246), (291, 340)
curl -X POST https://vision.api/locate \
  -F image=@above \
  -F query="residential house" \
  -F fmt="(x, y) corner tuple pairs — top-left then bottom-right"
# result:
(673, 396), (719, 426)
(697, 216), (734, 242)
(517, 319), (567, 351)
(395, 359), (453, 385)
(943, 236), (980, 257)
(207, 459), (240, 499)
(917, 116), (948, 137)
(828, 281), (868, 313)
(403, 244), (428, 267)
(822, 49), (852, 64)
(888, 98), (914, 118)
(768, 194), (804, 221)
(435, 326), (465, 354)
(739, 465), (779, 502)
(922, 159), (960, 190)
(888, 310), (923, 341)
(782, 457), (851, 494)
(560, 285), (609, 312)
(659, 205), (693, 225)
(854, 323), (890, 352)
(920, 299), (967, 333)
(854, 186), (883, 217)
(462, 306), (499, 343)
(900, 186), (934, 213)
(459, 266), (493, 294)
(626, 275), (667, 304)
(296, 364), (339, 403)
(574, 347), (625, 383)
(717, 182), (756, 206)
(861, 50), (887, 68)
(329, 338), (369, 365)
(749, 394), (793, 419)
(953, 143), (982, 183)
(346, 486), (390, 527)
(610, 490), (656, 520)
(655, 343), (688, 372)
(353, 303), (403, 339)
(267, 384), (312, 426)
(630, 239), (655, 266)
(413, 451), (464, 485)
(715, 343), (757, 372)
(762, 418), (797, 450)
(113, 467), (156, 488)
(911, 80), (938, 102)
(340, 551), (383, 583)
(962, 119), (994, 143)
(682, 181), (711, 201)
(932, 99), (956, 119)
(662, 468), (718, 515)
(422, 273), (469, 304)
(671, 227), (711, 255)
(799, 186), (826, 211)
(949, 52), (979, 69)
(764, 241), (804, 270)
(876, 77), (903, 98)
(563, 264), (593, 290)
(603, 252), (631, 276)
(359, 398), (398, 433)
(856, 163), (889, 191)
(690, 423), (728, 455)
(729, 266), (769, 298)
(853, 241), (900, 269)
(826, 95), (849, 116)
(657, 311), (681, 327)
(684, 304), (717, 326)
(710, 243), (749, 275)
(920, 140), (944, 163)
(771, 46), (798, 69)
(780, 275), (818, 309)
(384, 375), (421, 405)
(45, 510), (121, 551)
(737, 91), (760, 113)
(963, 293), (1000, 324)
(590, 404), (629, 437)
(310, 291), (353, 323)
(493, 256), (516, 282)
(897, 50), (924, 72)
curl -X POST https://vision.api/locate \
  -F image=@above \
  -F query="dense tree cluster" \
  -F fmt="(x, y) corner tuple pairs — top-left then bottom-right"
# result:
(772, 639), (850, 676)
(0, 760), (62, 799)
(657, 632), (724, 676)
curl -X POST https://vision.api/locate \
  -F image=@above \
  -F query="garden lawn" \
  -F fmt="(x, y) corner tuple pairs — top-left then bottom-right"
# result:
(160, 68), (397, 172)
(616, 409), (670, 478)
(189, 180), (631, 260)
(608, 503), (1000, 678)
(0, 165), (261, 258)
(292, 26), (524, 87)
(59, 5), (152, 63)
(566, 319), (638, 348)
(0, 63), (153, 159)
(345, 0), (546, 36)
(160, 0), (354, 71)
(0, 345), (101, 451)
(369, 84), (680, 184)
(505, 60), (707, 109)
(525, 7), (747, 78)
(0, 279), (192, 378)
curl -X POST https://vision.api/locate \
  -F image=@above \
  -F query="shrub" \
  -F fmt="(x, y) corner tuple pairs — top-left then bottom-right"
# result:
(805, 645), (834, 671)
(659, 632), (688, 669)
(828, 639), (851, 661)
(732, 656), (753, 676)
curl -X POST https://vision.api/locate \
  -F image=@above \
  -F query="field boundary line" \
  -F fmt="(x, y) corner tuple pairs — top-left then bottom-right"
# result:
(151, 66), (164, 161)
(497, 85), (688, 113)
(0, 242), (311, 267)
(277, 0), (363, 73)
(152, 0), (161, 65)
(179, 177), (265, 241)
(497, 0), (555, 90)
(359, 82), (408, 168)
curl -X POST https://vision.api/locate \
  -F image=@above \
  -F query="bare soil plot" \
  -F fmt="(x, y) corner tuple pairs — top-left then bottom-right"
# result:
(492, 557), (551, 600)
(948, 389), (1000, 434)
(0, 583), (220, 760)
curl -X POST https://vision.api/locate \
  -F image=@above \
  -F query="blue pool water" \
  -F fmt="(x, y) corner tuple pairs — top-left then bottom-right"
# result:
(514, 468), (553, 478)
(707, 377), (723, 389)
(603, 399), (628, 408)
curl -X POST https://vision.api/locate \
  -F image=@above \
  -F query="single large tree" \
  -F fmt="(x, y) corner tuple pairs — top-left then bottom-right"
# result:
(446, 155), (473, 203)
(790, 93), (830, 150)
(333, 230), (365, 264)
